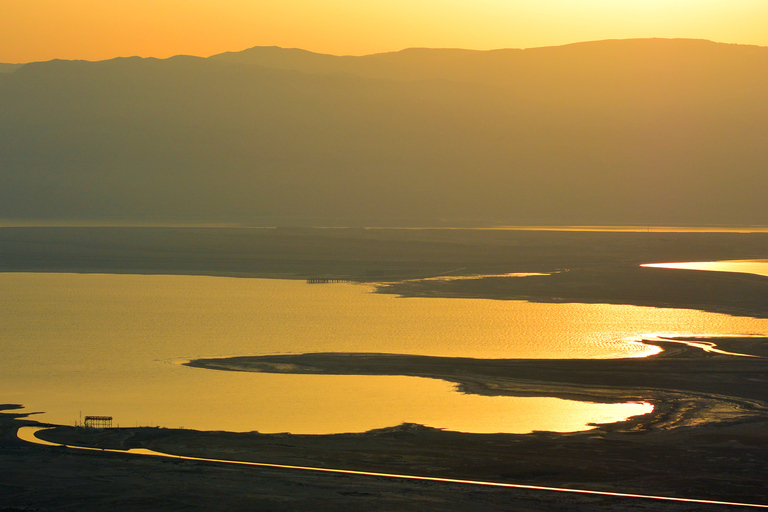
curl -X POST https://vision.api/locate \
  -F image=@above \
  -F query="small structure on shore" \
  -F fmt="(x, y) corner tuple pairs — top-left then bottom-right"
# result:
(84, 416), (113, 429)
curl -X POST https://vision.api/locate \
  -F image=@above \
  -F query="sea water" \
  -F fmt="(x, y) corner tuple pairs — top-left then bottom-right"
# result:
(3, 273), (766, 433)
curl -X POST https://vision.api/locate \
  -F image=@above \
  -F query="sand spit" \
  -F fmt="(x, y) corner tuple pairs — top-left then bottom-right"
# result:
(184, 337), (768, 433)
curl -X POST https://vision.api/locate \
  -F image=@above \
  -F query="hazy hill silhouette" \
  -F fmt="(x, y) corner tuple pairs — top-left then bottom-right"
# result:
(0, 63), (23, 73)
(1, 39), (766, 226)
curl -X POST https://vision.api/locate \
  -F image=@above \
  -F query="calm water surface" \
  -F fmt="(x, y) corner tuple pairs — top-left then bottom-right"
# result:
(642, 259), (768, 277)
(4, 273), (767, 434)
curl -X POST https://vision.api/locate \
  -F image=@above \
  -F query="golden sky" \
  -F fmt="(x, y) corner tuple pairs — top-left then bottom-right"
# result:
(2, 0), (767, 63)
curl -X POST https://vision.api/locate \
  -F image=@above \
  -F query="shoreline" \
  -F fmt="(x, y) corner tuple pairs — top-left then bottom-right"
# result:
(5, 338), (765, 505)
(14, 426), (768, 511)
(3, 228), (768, 509)
(183, 336), (768, 434)
(373, 267), (768, 320)
(3, 226), (768, 319)
(5, 384), (768, 508)
(2, 267), (767, 320)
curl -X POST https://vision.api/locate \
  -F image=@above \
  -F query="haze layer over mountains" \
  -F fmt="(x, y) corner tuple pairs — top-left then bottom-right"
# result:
(1, 39), (766, 227)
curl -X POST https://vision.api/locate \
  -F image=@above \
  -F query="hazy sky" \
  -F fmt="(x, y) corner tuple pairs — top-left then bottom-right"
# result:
(2, 0), (767, 63)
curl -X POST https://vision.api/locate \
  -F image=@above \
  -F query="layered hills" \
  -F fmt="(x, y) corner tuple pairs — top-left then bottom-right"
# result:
(1, 39), (766, 226)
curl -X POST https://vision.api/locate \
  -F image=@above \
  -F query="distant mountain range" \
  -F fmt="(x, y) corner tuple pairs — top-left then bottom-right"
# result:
(1, 39), (767, 227)
(0, 63), (23, 73)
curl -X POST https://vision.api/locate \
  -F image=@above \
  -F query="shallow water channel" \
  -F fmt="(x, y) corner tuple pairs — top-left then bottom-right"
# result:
(3, 273), (767, 434)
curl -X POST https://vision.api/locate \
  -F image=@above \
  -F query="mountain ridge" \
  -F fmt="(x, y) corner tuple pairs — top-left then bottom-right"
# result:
(1, 38), (766, 227)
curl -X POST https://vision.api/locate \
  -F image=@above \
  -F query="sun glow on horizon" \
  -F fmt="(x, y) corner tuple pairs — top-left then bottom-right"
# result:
(1, 0), (767, 63)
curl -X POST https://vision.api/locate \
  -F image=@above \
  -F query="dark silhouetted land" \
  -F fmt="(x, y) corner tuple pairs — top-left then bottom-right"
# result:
(4, 411), (759, 512)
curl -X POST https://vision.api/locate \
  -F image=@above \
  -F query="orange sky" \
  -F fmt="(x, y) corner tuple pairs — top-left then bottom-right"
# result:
(2, 0), (767, 63)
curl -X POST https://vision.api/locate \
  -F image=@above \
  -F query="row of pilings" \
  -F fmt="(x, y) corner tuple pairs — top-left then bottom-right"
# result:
(306, 277), (367, 284)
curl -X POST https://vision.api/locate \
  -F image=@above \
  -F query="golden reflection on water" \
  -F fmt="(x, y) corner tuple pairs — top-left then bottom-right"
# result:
(103, 373), (654, 434)
(642, 260), (768, 277)
(2, 273), (764, 434)
(8, 371), (652, 434)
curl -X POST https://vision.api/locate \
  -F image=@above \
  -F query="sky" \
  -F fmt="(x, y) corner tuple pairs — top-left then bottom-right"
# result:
(2, 0), (767, 63)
